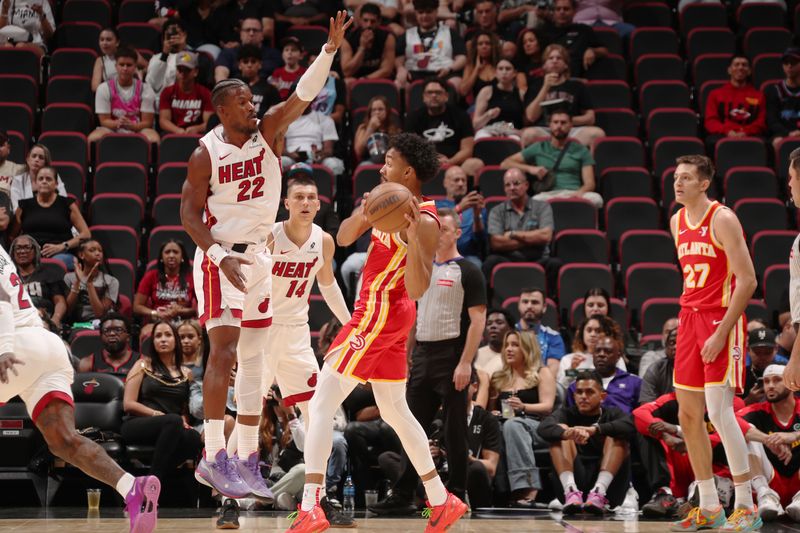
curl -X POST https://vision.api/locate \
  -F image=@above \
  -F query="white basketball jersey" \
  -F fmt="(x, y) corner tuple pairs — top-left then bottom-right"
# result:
(270, 222), (324, 325)
(790, 233), (800, 325)
(0, 246), (43, 328)
(199, 124), (282, 244)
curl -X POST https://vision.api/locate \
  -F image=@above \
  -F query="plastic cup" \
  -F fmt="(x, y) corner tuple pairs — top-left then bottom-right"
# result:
(364, 489), (378, 508)
(87, 488), (101, 509)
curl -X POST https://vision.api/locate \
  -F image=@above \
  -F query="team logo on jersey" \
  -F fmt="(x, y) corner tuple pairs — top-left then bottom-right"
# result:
(732, 346), (742, 360)
(700, 226), (708, 237)
(350, 334), (366, 351)
(82, 378), (100, 395)
(310, 242), (315, 249)
(307, 373), (317, 388)
(258, 297), (271, 314)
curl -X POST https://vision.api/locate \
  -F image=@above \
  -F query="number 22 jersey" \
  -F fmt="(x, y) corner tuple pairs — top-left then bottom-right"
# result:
(199, 124), (282, 244)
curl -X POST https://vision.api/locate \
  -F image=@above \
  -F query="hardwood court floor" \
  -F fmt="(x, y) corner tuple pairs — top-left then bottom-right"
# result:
(3, 510), (800, 533)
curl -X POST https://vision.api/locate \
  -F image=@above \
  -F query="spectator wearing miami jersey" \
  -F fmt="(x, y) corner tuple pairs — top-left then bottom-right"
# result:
(89, 46), (160, 145)
(159, 52), (213, 134)
(704, 55), (767, 152)
(269, 37), (307, 100)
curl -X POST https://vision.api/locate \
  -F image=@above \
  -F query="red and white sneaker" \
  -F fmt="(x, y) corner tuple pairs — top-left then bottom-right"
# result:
(423, 493), (468, 533)
(284, 504), (330, 533)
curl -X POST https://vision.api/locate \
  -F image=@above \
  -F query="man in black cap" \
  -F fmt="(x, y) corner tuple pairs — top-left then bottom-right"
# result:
(765, 47), (800, 149)
(741, 327), (786, 405)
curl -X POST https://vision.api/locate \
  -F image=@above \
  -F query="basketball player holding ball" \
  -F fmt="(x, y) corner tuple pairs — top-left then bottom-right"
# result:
(285, 133), (468, 533)
(180, 12), (351, 500)
(669, 155), (760, 532)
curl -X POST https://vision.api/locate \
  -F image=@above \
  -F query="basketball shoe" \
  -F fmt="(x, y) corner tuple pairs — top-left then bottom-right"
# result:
(670, 506), (727, 531)
(124, 475), (161, 533)
(196, 449), (250, 499)
(422, 492), (467, 533)
(284, 505), (330, 533)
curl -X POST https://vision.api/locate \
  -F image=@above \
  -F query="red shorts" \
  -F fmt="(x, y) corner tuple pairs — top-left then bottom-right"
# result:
(674, 307), (746, 394)
(326, 297), (415, 383)
(769, 470), (800, 506)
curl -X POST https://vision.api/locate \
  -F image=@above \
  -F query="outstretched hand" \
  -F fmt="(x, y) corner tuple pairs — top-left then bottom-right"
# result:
(324, 11), (354, 54)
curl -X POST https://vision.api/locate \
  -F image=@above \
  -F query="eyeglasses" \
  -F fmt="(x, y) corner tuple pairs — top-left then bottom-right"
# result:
(101, 326), (126, 334)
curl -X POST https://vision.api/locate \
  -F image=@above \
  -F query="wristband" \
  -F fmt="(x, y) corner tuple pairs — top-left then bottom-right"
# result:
(206, 243), (229, 267)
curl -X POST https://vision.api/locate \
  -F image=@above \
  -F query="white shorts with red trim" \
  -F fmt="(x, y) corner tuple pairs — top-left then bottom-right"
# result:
(0, 327), (74, 422)
(262, 323), (318, 406)
(193, 246), (273, 330)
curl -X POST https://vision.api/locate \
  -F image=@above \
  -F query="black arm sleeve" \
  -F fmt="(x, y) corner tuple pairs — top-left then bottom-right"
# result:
(598, 408), (636, 439)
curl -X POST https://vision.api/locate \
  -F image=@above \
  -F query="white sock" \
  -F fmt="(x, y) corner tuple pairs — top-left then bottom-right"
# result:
(301, 483), (323, 511)
(698, 478), (720, 511)
(236, 422), (260, 458)
(204, 419), (226, 460)
(560, 471), (577, 493)
(660, 486), (673, 495)
(734, 480), (754, 510)
(116, 473), (135, 498)
(751, 475), (769, 496)
(593, 471), (613, 495)
(423, 476), (448, 507)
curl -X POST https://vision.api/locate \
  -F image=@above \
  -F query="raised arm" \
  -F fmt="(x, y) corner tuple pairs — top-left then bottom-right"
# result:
(260, 11), (352, 148)
(337, 200), (372, 247)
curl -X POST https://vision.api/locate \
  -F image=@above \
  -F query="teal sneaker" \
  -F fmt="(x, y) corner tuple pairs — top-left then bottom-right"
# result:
(670, 506), (727, 532)
(719, 507), (763, 532)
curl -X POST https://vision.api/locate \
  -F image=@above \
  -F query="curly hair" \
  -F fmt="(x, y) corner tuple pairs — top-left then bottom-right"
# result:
(467, 30), (501, 68)
(389, 132), (440, 183)
(572, 314), (623, 353)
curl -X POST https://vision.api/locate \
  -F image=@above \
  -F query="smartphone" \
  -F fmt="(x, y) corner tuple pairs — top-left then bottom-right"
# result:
(756, 377), (764, 388)
(467, 183), (481, 195)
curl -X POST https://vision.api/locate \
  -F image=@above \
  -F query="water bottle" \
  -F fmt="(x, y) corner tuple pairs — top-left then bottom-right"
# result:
(343, 476), (355, 516)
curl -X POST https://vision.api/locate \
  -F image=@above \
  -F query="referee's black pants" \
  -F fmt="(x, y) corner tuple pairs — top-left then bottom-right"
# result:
(393, 339), (469, 502)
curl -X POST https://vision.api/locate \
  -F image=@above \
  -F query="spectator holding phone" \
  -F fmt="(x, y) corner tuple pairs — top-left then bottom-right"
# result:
(741, 328), (786, 405)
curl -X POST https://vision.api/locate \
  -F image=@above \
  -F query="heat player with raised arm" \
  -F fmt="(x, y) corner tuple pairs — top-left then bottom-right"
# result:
(286, 133), (468, 533)
(0, 245), (160, 533)
(179, 11), (352, 500)
(669, 155), (760, 533)
(782, 147), (800, 392)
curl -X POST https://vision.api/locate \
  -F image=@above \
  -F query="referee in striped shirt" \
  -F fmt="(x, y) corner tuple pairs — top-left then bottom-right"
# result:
(369, 207), (488, 513)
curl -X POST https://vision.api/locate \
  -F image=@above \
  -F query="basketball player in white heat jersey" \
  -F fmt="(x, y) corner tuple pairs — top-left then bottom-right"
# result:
(0, 245), (160, 533)
(180, 11), (352, 499)
(783, 147), (800, 391)
(264, 174), (350, 421)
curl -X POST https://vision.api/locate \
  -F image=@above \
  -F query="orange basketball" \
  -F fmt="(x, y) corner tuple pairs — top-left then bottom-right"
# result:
(364, 182), (413, 233)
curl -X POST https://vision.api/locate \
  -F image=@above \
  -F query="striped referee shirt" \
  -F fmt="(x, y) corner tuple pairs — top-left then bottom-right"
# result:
(416, 257), (486, 342)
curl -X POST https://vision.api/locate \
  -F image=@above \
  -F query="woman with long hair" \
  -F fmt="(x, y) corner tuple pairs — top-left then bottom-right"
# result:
(557, 315), (626, 387)
(10, 144), (66, 210)
(472, 58), (526, 139)
(459, 30), (501, 102)
(353, 96), (401, 164)
(63, 239), (119, 325)
(178, 319), (205, 380)
(489, 330), (556, 507)
(134, 238), (196, 339)
(10, 234), (67, 329)
(514, 28), (544, 93)
(122, 320), (202, 481)
(14, 165), (90, 269)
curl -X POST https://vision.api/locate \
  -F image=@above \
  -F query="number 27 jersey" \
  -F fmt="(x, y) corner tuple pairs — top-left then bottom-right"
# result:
(270, 222), (324, 325)
(675, 201), (735, 310)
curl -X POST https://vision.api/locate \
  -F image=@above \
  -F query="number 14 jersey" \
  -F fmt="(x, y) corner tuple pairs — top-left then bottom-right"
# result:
(200, 124), (282, 244)
(675, 201), (736, 310)
(270, 222), (324, 325)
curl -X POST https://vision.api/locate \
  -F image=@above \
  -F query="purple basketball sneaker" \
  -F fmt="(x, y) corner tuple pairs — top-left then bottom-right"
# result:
(125, 475), (160, 533)
(195, 449), (250, 499)
(235, 452), (274, 501)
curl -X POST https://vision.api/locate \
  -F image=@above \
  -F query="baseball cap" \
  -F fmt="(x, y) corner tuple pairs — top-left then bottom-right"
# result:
(286, 162), (313, 178)
(280, 36), (303, 51)
(749, 327), (776, 348)
(176, 51), (197, 69)
(782, 47), (800, 63)
(763, 364), (785, 378)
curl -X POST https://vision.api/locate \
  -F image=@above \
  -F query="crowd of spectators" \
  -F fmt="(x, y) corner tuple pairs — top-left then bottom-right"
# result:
(3, 0), (800, 519)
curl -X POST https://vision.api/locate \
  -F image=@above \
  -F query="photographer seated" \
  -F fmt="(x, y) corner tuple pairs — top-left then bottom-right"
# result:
(501, 109), (602, 208)
(537, 370), (635, 514)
